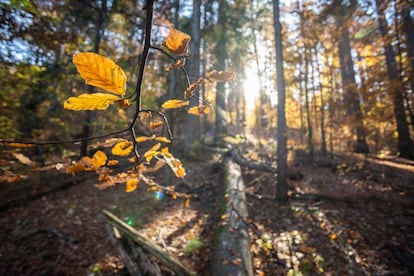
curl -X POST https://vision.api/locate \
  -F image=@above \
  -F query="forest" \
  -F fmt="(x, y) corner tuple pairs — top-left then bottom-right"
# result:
(0, 0), (413, 275)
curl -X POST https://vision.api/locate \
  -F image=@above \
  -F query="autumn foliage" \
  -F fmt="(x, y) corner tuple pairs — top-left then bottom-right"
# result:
(1, 25), (234, 203)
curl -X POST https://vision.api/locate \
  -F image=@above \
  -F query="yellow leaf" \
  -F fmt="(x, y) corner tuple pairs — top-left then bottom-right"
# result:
(331, 233), (337, 240)
(155, 136), (171, 143)
(221, 214), (228, 220)
(162, 28), (191, 56)
(184, 197), (190, 208)
(207, 66), (235, 82)
(73, 52), (127, 96)
(187, 105), (210, 116)
(64, 93), (120, 110)
(126, 178), (139, 192)
(161, 147), (173, 158)
(136, 135), (154, 143)
(112, 141), (133, 156)
(143, 143), (161, 163)
(166, 58), (186, 72)
(161, 99), (189, 109)
(91, 150), (107, 169)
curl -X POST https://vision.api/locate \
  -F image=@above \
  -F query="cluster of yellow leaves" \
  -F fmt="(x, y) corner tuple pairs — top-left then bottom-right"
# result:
(64, 52), (128, 111)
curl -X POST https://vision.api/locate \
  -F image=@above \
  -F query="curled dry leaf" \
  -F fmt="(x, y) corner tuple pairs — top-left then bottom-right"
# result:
(125, 178), (139, 192)
(207, 66), (235, 82)
(162, 28), (191, 56)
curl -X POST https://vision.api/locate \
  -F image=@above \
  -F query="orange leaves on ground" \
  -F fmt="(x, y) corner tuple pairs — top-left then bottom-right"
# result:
(112, 141), (133, 156)
(207, 66), (235, 82)
(126, 177), (139, 192)
(163, 27), (191, 56)
(161, 99), (189, 109)
(184, 197), (190, 208)
(73, 52), (126, 96)
(188, 105), (210, 116)
(64, 93), (121, 110)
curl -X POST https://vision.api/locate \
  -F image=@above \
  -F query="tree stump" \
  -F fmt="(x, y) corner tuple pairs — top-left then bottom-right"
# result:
(212, 156), (254, 276)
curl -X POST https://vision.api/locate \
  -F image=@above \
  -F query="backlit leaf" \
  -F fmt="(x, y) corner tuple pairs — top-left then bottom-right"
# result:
(73, 52), (127, 96)
(118, 99), (131, 107)
(188, 105), (210, 116)
(107, 159), (119, 166)
(112, 141), (133, 156)
(64, 93), (120, 110)
(136, 136), (153, 143)
(166, 58), (186, 72)
(184, 78), (204, 98)
(126, 178), (139, 192)
(91, 150), (107, 169)
(207, 66), (235, 82)
(162, 28), (191, 56)
(143, 143), (161, 163)
(161, 99), (189, 109)
(155, 136), (171, 143)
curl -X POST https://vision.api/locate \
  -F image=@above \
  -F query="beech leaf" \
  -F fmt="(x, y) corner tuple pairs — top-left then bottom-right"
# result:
(73, 52), (127, 96)
(126, 178), (139, 192)
(188, 105), (210, 116)
(112, 141), (133, 156)
(161, 99), (189, 109)
(162, 28), (191, 56)
(91, 150), (107, 169)
(207, 66), (235, 82)
(64, 93), (120, 110)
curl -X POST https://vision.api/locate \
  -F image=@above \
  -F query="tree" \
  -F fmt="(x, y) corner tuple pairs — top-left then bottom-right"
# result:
(375, 0), (414, 159)
(273, 0), (288, 204)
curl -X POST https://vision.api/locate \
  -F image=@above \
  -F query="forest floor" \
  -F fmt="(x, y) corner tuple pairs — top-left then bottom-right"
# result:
(1, 146), (414, 275)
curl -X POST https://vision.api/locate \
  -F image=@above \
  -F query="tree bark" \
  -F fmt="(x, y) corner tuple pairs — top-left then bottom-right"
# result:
(212, 157), (253, 276)
(273, 0), (288, 204)
(335, 15), (369, 154)
(376, 0), (414, 159)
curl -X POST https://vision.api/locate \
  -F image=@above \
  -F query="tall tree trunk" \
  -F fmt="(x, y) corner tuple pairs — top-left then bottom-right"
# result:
(273, 0), (288, 204)
(184, 0), (201, 158)
(313, 45), (327, 156)
(376, 0), (414, 159)
(304, 50), (314, 161)
(335, 16), (369, 153)
(214, 0), (228, 140)
(80, 0), (107, 156)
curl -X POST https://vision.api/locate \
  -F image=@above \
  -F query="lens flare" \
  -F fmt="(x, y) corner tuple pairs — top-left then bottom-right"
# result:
(154, 190), (164, 200)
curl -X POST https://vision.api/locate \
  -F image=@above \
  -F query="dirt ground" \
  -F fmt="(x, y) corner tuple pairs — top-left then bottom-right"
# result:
(0, 151), (413, 275)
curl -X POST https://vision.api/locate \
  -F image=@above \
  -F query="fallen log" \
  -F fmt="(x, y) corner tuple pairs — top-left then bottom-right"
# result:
(212, 156), (254, 276)
(101, 209), (195, 276)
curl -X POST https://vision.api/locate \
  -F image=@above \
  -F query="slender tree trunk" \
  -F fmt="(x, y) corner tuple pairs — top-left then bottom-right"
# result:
(214, 0), (228, 140)
(184, 0), (201, 158)
(80, 0), (107, 156)
(335, 16), (369, 153)
(376, 0), (414, 159)
(273, 0), (288, 204)
(304, 50), (314, 161)
(313, 45), (327, 156)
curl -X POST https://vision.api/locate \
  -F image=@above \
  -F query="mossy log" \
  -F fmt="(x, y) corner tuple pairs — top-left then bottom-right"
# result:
(101, 210), (195, 276)
(212, 156), (254, 276)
